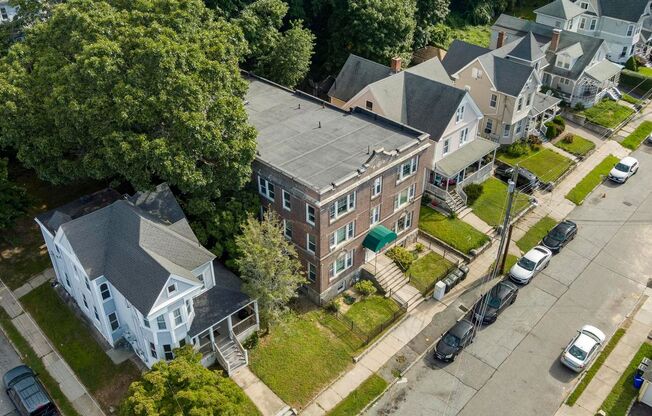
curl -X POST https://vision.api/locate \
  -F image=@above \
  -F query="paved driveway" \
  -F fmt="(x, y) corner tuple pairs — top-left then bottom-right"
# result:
(369, 146), (652, 416)
(0, 329), (21, 416)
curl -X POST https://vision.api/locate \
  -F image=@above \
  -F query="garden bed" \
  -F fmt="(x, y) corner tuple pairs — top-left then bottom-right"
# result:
(418, 206), (489, 255)
(566, 155), (619, 205)
(554, 135), (595, 157)
(580, 100), (634, 129)
(406, 252), (455, 294)
(471, 178), (530, 227)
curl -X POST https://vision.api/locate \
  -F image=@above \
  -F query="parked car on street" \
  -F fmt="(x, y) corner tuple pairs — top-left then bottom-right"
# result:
(472, 280), (519, 324)
(560, 325), (606, 372)
(541, 220), (577, 253)
(3, 365), (58, 416)
(608, 156), (639, 184)
(509, 246), (552, 285)
(434, 319), (475, 362)
(494, 163), (540, 193)
(646, 133), (652, 145)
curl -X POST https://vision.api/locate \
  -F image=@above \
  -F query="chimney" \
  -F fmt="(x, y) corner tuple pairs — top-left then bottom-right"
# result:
(551, 29), (561, 51)
(497, 31), (506, 48)
(390, 57), (402, 73)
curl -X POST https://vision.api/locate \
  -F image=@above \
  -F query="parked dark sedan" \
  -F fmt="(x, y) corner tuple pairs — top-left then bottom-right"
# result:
(472, 280), (519, 324)
(3, 365), (58, 416)
(434, 319), (475, 362)
(494, 163), (540, 193)
(541, 220), (577, 253)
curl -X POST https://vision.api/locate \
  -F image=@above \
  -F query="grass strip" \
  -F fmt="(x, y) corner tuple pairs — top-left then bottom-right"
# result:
(418, 207), (489, 254)
(566, 328), (626, 406)
(327, 374), (388, 416)
(621, 121), (652, 150)
(566, 155), (619, 205)
(580, 101), (634, 128)
(554, 135), (595, 157)
(516, 216), (557, 253)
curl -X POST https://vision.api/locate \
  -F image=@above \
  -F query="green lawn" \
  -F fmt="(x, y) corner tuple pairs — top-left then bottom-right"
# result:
(566, 328), (626, 406)
(621, 121), (652, 150)
(639, 67), (652, 77)
(516, 217), (557, 253)
(471, 178), (531, 227)
(566, 155), (620, 205)
(498, 148), (574, 182)
(599, 342), (652, 415)
(440, 14), (491, 48)
(327, 374), (388, 416)
(406, 252), (455, 294)
(581, 100), (634, 128)
(344, 296), (400, 334)
(491, 254), (519, 275)
(419, 206), (489, 254)
(249, 311), (354, 409)
(554, 135), (596, 157)
(20, 284), (140, 410)
(621, 93), (641, 105)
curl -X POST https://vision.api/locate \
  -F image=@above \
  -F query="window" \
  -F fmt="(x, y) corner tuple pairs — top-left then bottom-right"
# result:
(163, 344), (174, 360)
(108, 312), (119, 332)
(173, 308), (183, 326)
(370, 205), (381, 226)
(283, 219), (293, 239)
(489, 94), (497, 108)
(365, 100), (373, 110)
(526, 93), (533, 106)
(515, 119), (523, 135)
(150, 342), (157, 359)
(307, 263), (317, 282)
(167, 283), (177, 295)
(82, 295), (88, 309)
(517, 96), (523, 111)
(258, 176), (275, 201)
(621, 46), (628, 58)
(93, 307), (99, 321)
(485, 119), (493, 134)
(371, 176), (382, 197)
(579, 17), (586, 29)
(100, 283), (111, 300)
(472, 68), (483, 79)
(85, 277), (90, 290)
(589, 19), (596, 30)
(627, 24), (634, 37)
(306, 204), (316, 225)
(0, 8), (8, 20)
(503, 124), (511, 138)
(580, 2), (588, 9)
(455, 105), (465, 123)
(329, 250), (354, 278)
(566, 20), (573, 30)
(186, 300), (192, 315)
(556, 54), (571, 70)
(157, 315), (166, 330)
(443, 139), (450, 155)
(64, 273), (71, 287)
(329, 191), (356, 220)
(179, 339), (186, 348)
(398, 156), (418, 181)
(143, 317), (150, 328)
(459, 128), (469, 145)
(307, 234), (316, 253)
(395, 184), (416, 210)
(329, 221), (355, 248)
(395, 211), (413, 234)
(282, 190), (291, 211)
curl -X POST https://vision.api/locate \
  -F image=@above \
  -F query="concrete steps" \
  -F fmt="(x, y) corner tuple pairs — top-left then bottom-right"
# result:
(217, 338), (247, 372)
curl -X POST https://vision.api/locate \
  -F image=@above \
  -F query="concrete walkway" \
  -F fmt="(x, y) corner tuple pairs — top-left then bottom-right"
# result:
(232, 367), (289, 416)
(0, 280), (105, 416)
(13, 268), (55, 299)
(555, 292), (652, 416)
(543, 141), (579, 162)
(459, 210), (494, 235)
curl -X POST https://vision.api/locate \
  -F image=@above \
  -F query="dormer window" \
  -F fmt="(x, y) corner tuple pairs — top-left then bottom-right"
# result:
(556, 54), (571, 70)
(580, 2), (588, 9)
(167, 283), (177, 295)
(365, 101), (373, 110)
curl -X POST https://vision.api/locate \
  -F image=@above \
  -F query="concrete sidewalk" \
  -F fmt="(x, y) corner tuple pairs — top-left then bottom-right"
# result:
(232, 367), (289, 416)
(0, 280), (105, 416)
(555, 293), (652, 416)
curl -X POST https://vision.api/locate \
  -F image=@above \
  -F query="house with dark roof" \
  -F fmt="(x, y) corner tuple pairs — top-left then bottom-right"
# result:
(491, 15), (622, 109)
(36, 184), (259, 374)
(327, 54), (498, 213)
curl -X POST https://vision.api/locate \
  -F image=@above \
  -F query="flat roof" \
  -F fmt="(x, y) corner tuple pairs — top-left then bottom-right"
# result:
(245, 76), (428, 193)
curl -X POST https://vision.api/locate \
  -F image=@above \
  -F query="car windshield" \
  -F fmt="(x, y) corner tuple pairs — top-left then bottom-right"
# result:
(443, 333), (460, 347)
(517, 257), (536, 271)
(549, 228), (565, 240)
(568, 345), (587, 361)
(488, 296), (502, 309)
(615, 163), (630, 173)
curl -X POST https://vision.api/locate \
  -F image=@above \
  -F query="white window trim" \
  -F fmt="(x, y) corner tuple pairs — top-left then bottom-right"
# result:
(455, 105), (465, 123)
(167, 283), (177, 296)
(517, 96), (523, 111)
(489, 94), (497, 108)
(329, 191), (356, 222)
(172, 308), (184, 327)
(306, 233), (316, 254)
(108, 312), (120, 332)
(156, 315), (167, 330)
(394, 184), (416, 212)
(307, 262), (317, 282)
(395, 211), (413, 234)
(329, 250), (354, 280)
(282, 189), (291, 211)
(397, 156), (418, 183)
(283, 219), (292, 239)
(443, 139), (450, 155)
(370, 205), (381, 227)
(371, 176), (382, 198)
(258, 176), (275, 201)
(329, 221), (355, 249)
(306, 204), (316, 226)
(100, 283), (112, 301)
(460, 128), (469, 145)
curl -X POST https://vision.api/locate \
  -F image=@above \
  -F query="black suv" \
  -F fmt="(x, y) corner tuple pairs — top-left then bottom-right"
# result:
(434, 319), (476, 362)
(494, 163), (540, 193)
(3, 366), (58, 416)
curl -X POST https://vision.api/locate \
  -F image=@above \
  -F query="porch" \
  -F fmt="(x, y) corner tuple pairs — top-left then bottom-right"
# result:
(528, 91), (561, 137)
(425, 137), (498, 211)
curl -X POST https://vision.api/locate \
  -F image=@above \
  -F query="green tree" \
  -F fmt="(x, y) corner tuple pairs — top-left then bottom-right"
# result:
(120, 346), (254, 416)
(625, 56), (639, 72)
(328, 0), (417, 71)
(414, 0), (449, 49)
(0, 0), (61, 55)
(0, 158), (27, 230)
(235, 211), (306, 331)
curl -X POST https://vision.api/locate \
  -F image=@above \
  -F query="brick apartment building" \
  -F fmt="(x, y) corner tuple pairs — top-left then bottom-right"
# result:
(244, 74), (433, 304)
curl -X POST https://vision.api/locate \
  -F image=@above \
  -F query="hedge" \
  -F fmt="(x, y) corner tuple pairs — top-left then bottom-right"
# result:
(620, 69), (652, 95)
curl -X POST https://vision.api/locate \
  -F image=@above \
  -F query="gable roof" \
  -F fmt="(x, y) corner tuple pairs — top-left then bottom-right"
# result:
(45, 184), (215, 314)
(492, 14), (555, 43)
(442, 40), (491, 75)
(545, 30), (604, 80)
(535, 0), (584, 19)
(595, 0), (649, 22)
(328, 54), (391, 102)
(507, 32), (546, 62)
(403, 58), (452, 85)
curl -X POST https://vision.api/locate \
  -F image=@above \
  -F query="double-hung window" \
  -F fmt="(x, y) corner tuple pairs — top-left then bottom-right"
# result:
(108, 312), (119, 332)
(163, 345), (174, 360)
(398, 156), (418, 182)
(556, 54), (571, 70)
(329, 221), (354, 249)
(580, 2), (588, 9)
(283, 220), (293, 239)
(517, 96), (523, 111)
(589, 19), (596, 30)
(503, 124), (511, 138)
(489, 94), (497, 108)
(459, 128), (469, 145)
(455, 105), (464, 123)
(157, 315), (167, 330)
(143, 317), (150, 328)
(485, 119), (493, 134)
(526, 93), (533, 106)
(307, 263), (317, 282)
(306, 204), (316, 225)
(443, 139), (450, 155)
(579, 17), (586, 29)
(150, 342), (157, 359)
(395, 211), (413, 234)
(627, 24), (634, 37)
(0, 8), (8, 20)
(329, 250), (354, 278)
(370, 205), (381, 226)
(173, 308), (183, 326)
(282, 190), (291, 211)
(258, 176), (275, 201)
(186, 300), (192, 315)
(307, 234), (316, 254)
(395, 184), (416, 211)
(329, 191), (355, 221)
(371, 176), (382, 198)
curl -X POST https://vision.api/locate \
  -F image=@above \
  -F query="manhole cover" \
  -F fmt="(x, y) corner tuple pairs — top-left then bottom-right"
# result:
(459, 305), (468, 312)
(623, 201), (633, 206)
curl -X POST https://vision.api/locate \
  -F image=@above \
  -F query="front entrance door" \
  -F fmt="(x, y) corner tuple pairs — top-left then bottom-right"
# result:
(365, 248), (377, 262)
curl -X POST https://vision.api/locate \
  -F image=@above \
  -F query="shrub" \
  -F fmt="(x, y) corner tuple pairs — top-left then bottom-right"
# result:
(545, 122), (559, 139)
(562, 133), (574, 144)
(553, 115), (566, 129)
(620, 69), (652, 95)
(325, 300), (340, 313)
(386, 246), (415, 271)
(415, 242), (425, 253)
(530, 143), (542, 151)
(504, 141), (529, 157)
(354, 280), (377, 297)
(625, 56), (638, 71)
(243, 332), (259, 349)
(574, 102), (585, 111)
(463, 183), (484, 205)
(528, 136), (542, 146)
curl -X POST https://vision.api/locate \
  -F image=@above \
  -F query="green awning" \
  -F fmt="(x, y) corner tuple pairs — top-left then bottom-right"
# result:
(363, 225), (397, 253)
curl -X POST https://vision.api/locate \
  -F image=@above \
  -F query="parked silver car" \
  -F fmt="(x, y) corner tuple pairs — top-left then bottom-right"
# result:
(560, 325), (606, 372)
(508, 246), (552, 285)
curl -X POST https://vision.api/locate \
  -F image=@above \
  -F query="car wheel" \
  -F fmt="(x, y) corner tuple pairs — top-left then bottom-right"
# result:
(511, 296), (517, 305)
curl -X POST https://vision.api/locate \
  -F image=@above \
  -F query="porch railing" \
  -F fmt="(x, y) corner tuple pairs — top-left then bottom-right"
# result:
(230, 330), (249, 367)
(232, 314), (257, 337)
(455, 184), (468, 206)
(213, 342), (232, 375)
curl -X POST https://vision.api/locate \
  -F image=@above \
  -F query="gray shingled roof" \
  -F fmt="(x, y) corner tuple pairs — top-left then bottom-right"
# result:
(507, 32), (546, 62)
(246, 76), (427, 193)
(545, 31), (604, 80)
(37, 188), (122, 234)
(442, 40), (491, 75)
(535, 0), (584, 19)
(56, 185), (215, 314)
(595, 0), (649, 23)
(492, 14), (554, 44)
(328, 54), (391, 102)
(403, 57), (453, 85)
(584, 60), (622, 82)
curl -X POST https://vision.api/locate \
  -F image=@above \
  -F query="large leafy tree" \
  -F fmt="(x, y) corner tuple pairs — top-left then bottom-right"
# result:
(327, 0), (417, 72)
(414, 0), (450, 49)
(121, 346), (254, 416)
(0, 158), (27, 230)
(0, 0), (60, 55)
(235, 211), (305, 331)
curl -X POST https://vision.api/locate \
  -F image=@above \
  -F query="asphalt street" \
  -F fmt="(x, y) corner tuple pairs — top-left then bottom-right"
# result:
(369, 145), (652, 416)
(0, 328), (21, 416)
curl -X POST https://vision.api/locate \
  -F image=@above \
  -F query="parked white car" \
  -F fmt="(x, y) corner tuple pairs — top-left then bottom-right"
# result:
(508, 246), (552, 284)
(560, 325), (606, 372)
(608, 156), (639, 184)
